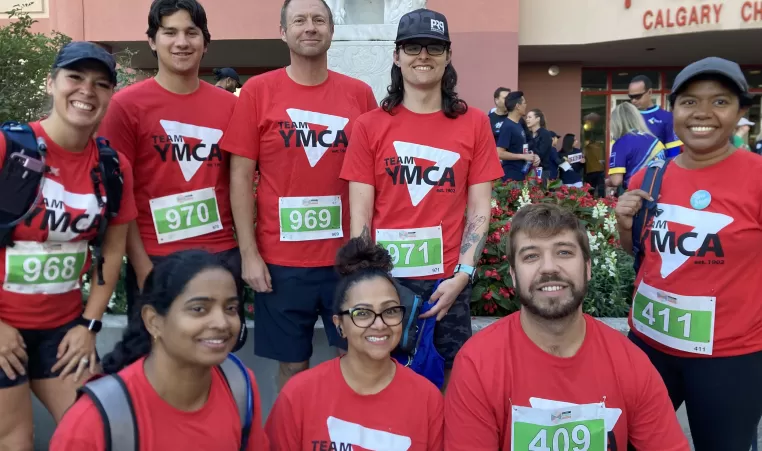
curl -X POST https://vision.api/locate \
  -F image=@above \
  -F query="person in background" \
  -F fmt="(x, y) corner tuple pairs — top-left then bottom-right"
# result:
(497, 91), (539, 181)
(754, 133), (762, 155)
(607, 102), (665, 195)
(616, 57), (762, 451)
(526, 109), (555, 182)
(213, 67), (243, 93)
(488, 87), (510, 141)
(50, 250), (269, 450)
(545, 130), (561, 182)
(265, 237), (443, 450)
(0, 42), (137, 451)
(443, 203), (690, 451)
(558, 133), (585, 188)
(629, 74), (682, 159)
(221, 0), (377, 391)
(732, 117), (754, 151)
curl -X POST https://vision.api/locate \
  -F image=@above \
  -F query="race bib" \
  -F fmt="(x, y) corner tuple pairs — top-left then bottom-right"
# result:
(567, 153), (584, 164)
(279, 196), (342, 242)
(150, 188), (223, 244)
(632, 281), (715, 355)
(4, 241), (88, 294)
(376, 226), (444, 278)
(512, 403), (607, 451)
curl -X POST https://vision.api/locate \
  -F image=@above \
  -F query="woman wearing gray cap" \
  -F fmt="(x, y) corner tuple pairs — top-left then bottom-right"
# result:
(616, 57), (762, 451)
(0, 41), (137, 449)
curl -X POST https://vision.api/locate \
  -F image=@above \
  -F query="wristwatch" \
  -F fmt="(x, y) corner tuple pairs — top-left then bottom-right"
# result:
(454, 264), (477, 284)
(77, 317), (103, 334)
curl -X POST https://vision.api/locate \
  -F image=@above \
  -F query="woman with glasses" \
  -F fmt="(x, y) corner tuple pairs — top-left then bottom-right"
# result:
(265, 237), (444, 450)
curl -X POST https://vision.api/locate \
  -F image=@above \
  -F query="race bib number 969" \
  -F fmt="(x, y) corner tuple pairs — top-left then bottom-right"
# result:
(279, 196), (343, 242)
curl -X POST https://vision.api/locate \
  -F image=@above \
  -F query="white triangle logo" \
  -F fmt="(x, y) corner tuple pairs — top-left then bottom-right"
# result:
(392, 141), (461, 207)
(159, 120), (224, 182)
(650, 203), (733, 278)
(285, 108), (349, 167)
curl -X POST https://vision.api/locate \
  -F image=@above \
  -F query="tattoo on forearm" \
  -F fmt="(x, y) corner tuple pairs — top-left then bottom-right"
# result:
(360, 224), (371, 241)
(459, 215), (487, 255)
(472, 231), (488, 266)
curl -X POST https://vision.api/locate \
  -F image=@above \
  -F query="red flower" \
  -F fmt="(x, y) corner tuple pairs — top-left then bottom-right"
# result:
(482, 291), (493, 300)
(246, 304), (254, 313)
(499, 287), (511, 297)
(482, 248), (489, 254)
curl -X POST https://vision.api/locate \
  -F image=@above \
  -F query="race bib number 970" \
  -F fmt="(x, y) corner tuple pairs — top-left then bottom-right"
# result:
(279, 196), (342, 242)
(4, 241), (88, 295)
(150, 188), (223, 244)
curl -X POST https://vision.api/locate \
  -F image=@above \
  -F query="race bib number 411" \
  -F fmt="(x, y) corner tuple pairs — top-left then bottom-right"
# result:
(4, 241), (88, 295)
(376, 226), (444, 278)
(512, 404), (607, 451)
(150, 188), (223, 244)
(279, 196), (343, 242)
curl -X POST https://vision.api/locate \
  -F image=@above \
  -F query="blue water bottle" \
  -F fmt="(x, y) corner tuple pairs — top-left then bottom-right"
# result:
(521, 160), (533, 175)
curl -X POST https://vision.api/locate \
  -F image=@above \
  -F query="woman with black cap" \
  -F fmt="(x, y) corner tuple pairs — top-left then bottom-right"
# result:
(0, 42), (137, 449)
(615, 57), (762, 451)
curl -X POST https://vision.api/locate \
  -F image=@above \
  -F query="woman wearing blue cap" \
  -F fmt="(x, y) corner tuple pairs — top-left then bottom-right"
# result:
(616, 57), (762, 451)
(0, 41), (137, 449)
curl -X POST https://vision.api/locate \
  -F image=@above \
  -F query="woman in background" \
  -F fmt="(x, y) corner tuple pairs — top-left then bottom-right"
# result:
(557, 134), (585, 188)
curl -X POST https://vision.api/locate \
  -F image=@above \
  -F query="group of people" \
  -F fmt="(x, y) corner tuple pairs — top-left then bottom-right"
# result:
(0, 0), (760, 450)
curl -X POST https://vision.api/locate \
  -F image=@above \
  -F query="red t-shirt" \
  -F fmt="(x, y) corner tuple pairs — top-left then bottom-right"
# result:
(627, 150), (762, 358)
(0, 122), (137, 330)
(220, 69), (377, 267)
(49, 357), (269, 450)
(265, 357), (443, 450)
(340, 106), (503, 279)
(98, 79), (238, 257)
(444, 313), (690, 451)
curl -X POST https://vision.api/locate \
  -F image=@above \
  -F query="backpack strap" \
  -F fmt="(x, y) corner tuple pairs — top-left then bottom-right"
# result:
(78, 374), (139, 451)
(89, 137), (124, 285)
(218, 354), (253, 451)
(632, 158), (671, 273)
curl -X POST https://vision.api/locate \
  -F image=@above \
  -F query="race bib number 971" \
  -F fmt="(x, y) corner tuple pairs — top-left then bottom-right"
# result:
(4, 241), (88, 295)
(376, 226), (444, 278)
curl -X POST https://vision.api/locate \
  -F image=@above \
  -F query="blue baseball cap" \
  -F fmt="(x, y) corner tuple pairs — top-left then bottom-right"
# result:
(53, 41), (118, 86)
(213, 67), (242, 88)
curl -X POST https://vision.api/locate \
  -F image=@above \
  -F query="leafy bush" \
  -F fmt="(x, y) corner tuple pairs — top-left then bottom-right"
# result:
(0, 4), (71, 123)
(471, 177), (635, 318)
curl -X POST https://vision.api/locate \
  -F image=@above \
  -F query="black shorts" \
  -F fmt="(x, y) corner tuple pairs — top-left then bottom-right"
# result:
(396, 278), (472, 369)
(253, 264), (346, 363)
(0, 318), (99, 388)
(629, 332), (762, 451)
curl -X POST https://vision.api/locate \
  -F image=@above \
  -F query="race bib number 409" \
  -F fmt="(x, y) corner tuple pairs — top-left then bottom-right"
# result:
(4, 241), (88, 295)
(512, 404), (607, 451)
(279, 196), (342, 242)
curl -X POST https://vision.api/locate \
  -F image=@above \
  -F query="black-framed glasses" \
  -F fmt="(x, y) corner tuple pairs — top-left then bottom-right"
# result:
(339, 306), (407, 328)
(628, 92), (647, 100)
(399, 43), (448, 56)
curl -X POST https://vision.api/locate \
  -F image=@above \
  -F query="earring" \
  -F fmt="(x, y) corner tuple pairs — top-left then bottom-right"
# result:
(336, 325), (343, 337)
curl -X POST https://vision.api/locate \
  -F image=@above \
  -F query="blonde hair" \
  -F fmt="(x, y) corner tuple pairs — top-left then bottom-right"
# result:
(610, 102), (654, 140)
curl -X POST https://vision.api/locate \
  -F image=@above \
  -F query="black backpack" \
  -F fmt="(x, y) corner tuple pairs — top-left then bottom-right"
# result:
(0, 122), (123, 285)
(631, 158), (671, 273)
(78, 354), (254, 451)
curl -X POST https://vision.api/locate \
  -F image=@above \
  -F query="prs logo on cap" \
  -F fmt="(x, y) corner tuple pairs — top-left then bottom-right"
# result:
(431, 19), (445, 34)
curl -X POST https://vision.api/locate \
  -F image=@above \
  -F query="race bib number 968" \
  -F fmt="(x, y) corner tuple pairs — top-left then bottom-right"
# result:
(4, 241), (88, 295)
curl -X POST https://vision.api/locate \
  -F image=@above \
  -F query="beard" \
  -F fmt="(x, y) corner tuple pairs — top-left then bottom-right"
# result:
(516, 272), (587, 320)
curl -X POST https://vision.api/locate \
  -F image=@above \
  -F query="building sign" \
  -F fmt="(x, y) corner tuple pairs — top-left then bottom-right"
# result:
(627, 1), (762, 30)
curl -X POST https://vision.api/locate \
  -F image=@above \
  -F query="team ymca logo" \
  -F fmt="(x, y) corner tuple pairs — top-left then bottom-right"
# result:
(154, 120), (225, 182)
(646, 203), (733, 278)
(385, 141), (460, 207)
(23, 178), (103, 241)
(280, 108), (349, 167)
(321, 416), (412, 451)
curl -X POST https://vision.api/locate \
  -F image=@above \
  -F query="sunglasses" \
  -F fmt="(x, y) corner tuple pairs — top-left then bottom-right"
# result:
(399, 43), (448, 56)
(628, 92), (648, 100)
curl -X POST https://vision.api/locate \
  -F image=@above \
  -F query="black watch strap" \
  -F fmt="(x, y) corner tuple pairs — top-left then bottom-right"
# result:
(79, 317), (103, 333)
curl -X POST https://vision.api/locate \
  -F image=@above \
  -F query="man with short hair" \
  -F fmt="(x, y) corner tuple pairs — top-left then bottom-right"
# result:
(496, 91), (539, 182)
(444, 203), (691, 451)
(98, 0), (246, 348)
(213, 67), (243, 93)
(488, 87), (511, 141)
(221, 0), (376, 389)
(629, 74), (682, 158)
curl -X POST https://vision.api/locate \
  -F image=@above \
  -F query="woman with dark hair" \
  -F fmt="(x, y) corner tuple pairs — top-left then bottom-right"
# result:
(50, 250), (269, 450)
(526, 108), (560, 182)
(616, 57), (762, 451)
(557, 133), (585, 187)
(341, 9), (502, 389)
(265, 237), (443, 450)
(0, 41), (137, 450)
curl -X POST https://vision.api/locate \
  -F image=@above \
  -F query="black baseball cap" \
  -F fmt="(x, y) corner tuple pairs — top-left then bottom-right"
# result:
(53, 41), (117, 86)
(669, 57), (752, 105)
(395, 8), (450, 44)
(214, 67), (242, 88)
(549, 130), (559, 139)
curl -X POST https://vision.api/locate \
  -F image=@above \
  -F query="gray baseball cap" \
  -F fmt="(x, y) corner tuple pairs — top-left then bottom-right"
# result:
(669, 57), (751, 105)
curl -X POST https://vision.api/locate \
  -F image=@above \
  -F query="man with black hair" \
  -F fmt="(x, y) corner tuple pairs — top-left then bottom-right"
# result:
(98, 0), (246, 346)
(497, 91), (539, 181)
(488, 86), (511, 141)
(213, 67), (243, 93)
(629, 74), (682, 158)
(222, 0), (376, 390)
